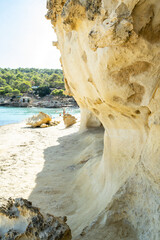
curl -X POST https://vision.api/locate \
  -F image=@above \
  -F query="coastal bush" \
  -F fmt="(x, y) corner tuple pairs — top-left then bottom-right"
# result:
(12, 89), (21, 96)
(48, 73), (62, 88)
(52, 80), (64, 89)
(0, 87), (5, 95)
(4, 86), (13, 94)
(0, 78), (7, 86)
(51, 89), (64, 96)
(35, 86), (51, 97)
(6, 93), (13, 97)
(17, 81), (31, 93)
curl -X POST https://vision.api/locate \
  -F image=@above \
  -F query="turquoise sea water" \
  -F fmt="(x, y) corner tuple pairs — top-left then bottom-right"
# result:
(0, 106), (80, 126)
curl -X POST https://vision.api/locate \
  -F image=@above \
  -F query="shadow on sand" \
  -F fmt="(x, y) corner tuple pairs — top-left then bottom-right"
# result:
(28, 126), (104, 225)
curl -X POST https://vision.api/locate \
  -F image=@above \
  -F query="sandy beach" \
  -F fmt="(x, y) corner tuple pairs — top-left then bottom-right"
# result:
(0, 117), (104, 238)
(0, 118), (80, 201)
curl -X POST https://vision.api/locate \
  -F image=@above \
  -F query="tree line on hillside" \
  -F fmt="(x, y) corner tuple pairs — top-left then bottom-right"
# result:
(0, 68), (65, 97)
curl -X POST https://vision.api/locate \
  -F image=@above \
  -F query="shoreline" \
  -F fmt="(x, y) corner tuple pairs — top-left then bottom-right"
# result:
(0, 106), (80, 127)
(0, 104), (79, 109)
(0, 103), (78, 108)
(0, 95), (78, 108)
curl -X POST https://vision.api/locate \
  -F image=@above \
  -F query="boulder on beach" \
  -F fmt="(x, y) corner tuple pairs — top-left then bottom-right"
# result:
(0, 198), (72, 240)
(40, 123), (49, 128)
(26, 112), (52, 128)
(63, 114), (76, 127)
(49, 120), (61, 126)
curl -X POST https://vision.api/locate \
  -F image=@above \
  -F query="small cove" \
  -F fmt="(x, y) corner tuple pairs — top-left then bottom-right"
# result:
(0, 106), (80, 126)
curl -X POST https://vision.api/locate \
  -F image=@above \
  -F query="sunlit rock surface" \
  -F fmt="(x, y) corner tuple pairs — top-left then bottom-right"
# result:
(26, 112), (52, 127)
(46, 0), (160, 239)
(0, 198), (71, 240)
(63, 114), (76, 127)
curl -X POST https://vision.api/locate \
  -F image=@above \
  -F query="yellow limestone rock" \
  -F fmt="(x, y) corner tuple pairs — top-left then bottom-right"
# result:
(49, 120), (61, 126)
(0, 198), (71, 240)
(40, 123), (49, 128)
(26, 112), (52, 127)
(63, 114), (76, 127)
(46, 0), (160, 239)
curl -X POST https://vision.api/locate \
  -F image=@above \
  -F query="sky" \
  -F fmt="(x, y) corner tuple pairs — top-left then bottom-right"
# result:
(0, 0), (61, 69)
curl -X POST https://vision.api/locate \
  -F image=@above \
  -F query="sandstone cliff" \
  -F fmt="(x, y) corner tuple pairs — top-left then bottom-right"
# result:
(46, 0), (160, 239)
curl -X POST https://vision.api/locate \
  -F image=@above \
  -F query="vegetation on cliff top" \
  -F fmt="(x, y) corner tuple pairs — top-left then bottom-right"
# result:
(0, 68), (65, 97)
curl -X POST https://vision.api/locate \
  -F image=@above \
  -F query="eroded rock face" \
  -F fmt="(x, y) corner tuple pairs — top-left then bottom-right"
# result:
(46, 0), (160, 239)
(0, 198), (71, 240)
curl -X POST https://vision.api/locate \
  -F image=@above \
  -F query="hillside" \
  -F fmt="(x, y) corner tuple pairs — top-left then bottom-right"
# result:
(0, 68), (65, 97)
